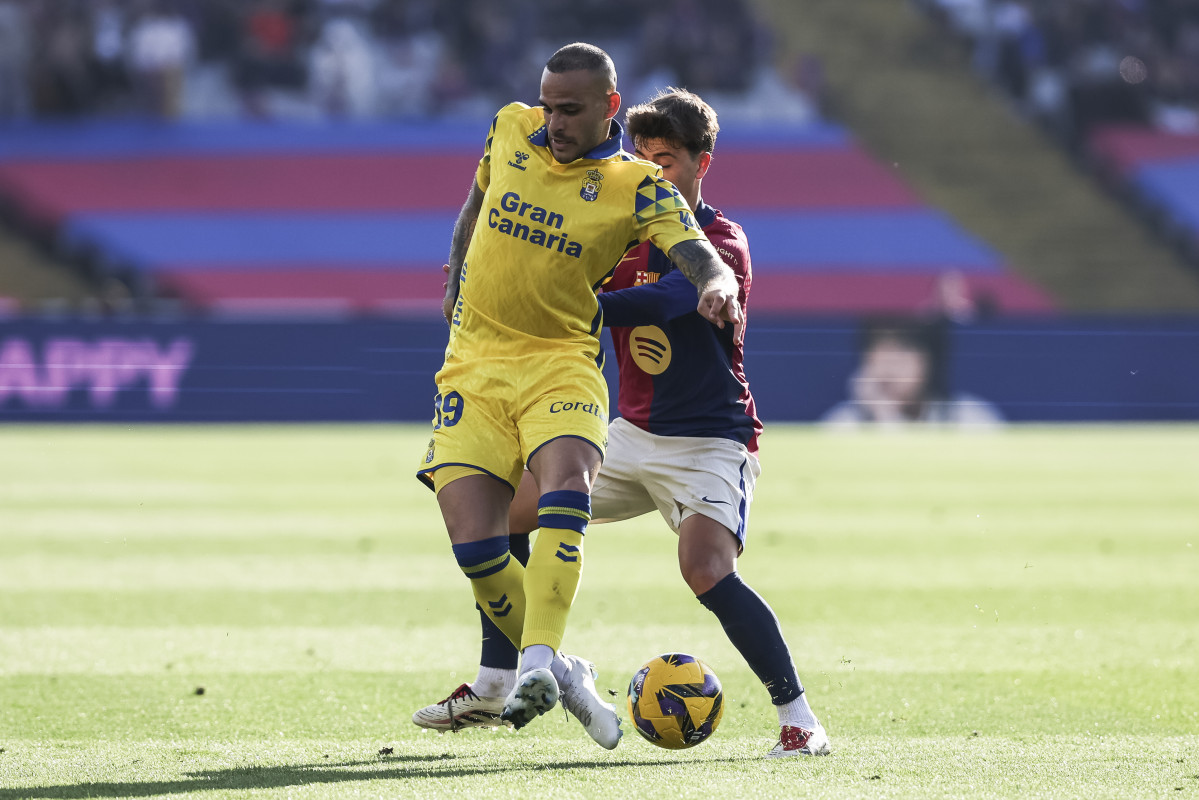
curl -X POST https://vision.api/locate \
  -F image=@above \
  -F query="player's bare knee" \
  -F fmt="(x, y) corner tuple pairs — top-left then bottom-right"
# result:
(680, 556), (733, 596)
(527, 438), (602, 494)
(679, 518), (738, 594)
(509, 471), (541, 533)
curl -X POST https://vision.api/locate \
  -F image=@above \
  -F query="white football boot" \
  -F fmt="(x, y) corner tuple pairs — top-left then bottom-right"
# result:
(500, 668), (559, 729)
(557, 654), (623, 750)
(766, 723), (832, 757)
(411, 683), (505, 731)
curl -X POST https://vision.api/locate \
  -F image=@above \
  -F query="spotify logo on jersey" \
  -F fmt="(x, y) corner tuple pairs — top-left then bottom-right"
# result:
(630, 326), (672, 375)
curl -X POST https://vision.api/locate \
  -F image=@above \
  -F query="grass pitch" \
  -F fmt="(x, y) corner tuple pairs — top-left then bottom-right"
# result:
(1, 424), (1196, 799)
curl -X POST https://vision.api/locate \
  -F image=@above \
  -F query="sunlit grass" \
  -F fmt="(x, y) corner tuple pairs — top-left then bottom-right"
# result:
(1, 424), (1196, 799)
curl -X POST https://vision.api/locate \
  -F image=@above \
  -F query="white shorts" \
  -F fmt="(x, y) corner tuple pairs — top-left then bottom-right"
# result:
(591, 417), (761, 548)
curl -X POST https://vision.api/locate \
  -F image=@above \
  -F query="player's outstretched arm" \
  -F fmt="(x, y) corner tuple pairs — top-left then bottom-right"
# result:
(443, 180), (486, 323)
(666, 238), (744, 328)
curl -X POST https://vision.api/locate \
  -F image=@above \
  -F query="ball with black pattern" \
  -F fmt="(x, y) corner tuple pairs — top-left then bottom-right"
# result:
(626, 653), (724, 749)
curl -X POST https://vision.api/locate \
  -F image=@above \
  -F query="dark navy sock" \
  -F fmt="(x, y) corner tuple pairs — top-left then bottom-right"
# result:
(696, 572), (803, 705)
(478, 533), (532, 669)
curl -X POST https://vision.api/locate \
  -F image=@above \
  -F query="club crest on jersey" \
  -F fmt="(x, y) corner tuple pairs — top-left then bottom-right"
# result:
(634, 271), (660, 286)
(508, 150), (530, 170)
(580, 169), (603, 202)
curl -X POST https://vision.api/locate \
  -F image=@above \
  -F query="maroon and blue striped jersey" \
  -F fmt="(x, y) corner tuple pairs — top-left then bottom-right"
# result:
(599, 201), (762, 454)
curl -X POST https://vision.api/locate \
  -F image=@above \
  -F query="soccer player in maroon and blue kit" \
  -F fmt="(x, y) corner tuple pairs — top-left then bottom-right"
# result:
(414, 88), (830, 758)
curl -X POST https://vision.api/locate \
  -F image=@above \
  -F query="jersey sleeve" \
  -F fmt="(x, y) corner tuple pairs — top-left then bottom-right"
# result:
(632, 174), (704, 254)
(474, 106), (512, 193)
(599, 270), (698, 326)
(707, 224), (751, 293)
(601, 215), (753, 327)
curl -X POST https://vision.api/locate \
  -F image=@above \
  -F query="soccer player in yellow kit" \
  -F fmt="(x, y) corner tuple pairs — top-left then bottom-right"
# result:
(416, 42), (743, 748)
(416, 88), (831, 758)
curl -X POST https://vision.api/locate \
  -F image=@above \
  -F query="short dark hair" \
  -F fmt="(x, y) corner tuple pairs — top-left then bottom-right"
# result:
(625, 88), (720, 157)
(860, 316), (948, 399)
(545, 42), (617, 91)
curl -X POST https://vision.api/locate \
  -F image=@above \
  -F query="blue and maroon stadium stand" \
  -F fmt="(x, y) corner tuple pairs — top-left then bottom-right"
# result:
(0, 119), (1053, 314)
(1089, 124), (1199, 250)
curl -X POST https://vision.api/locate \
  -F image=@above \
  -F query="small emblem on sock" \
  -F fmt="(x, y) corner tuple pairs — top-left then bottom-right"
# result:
(488, 594), (513, 617)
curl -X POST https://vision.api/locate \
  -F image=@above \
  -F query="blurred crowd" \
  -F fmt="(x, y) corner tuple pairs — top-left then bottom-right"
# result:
(0, 0), (814, 122)
(917, 0), (1199, 145)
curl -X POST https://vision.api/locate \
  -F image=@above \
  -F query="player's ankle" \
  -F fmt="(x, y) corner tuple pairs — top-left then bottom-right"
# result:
(519, 644), (555, 674)
(473, 665), (517, 698)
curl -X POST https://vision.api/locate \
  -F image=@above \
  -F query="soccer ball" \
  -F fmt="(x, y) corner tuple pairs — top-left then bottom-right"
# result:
(626, 653), (724, 749)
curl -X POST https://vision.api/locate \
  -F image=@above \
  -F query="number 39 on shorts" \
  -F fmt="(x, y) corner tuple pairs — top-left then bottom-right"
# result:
(432, 391), (464, 429)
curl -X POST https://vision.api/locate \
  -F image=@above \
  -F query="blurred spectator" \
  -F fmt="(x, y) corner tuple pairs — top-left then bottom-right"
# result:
(192, 0), (241, 63)
(90, 0), (128, 109)
(453, 0), (533, 104)
(233, 0), (307, 117)
(1150, 15), (1199, 133)
(792, 53), (829, 115)
(370, 0), (449, 115)
(923, 270), (999, 323)
(821, 318), (1004, 428)
(929, 270), (978, 323)
(30, 2), (95, 116)
(0, 0), (31, 118)
(920, 0), (1199, 144)
(126, 1), (196, 118)
(637, 0), (762, 95)
(309, 17), (378, 116)
(6, 0), (809, 122)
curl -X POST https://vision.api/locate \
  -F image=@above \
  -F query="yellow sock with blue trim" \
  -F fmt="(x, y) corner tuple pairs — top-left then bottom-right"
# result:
(452, 535), (526, 649)
(522, 490), (590, 651)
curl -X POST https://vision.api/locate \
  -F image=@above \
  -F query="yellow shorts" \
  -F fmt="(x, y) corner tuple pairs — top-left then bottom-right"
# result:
(417, 351), (608, 491)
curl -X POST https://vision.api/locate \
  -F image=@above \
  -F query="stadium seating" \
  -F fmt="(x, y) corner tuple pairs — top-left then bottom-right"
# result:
(1089, 124), (1199, 252)
(0, 119), (1054, 314)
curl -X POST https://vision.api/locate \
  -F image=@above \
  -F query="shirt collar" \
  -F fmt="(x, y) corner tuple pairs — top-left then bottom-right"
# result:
(528, 120), (624, 161)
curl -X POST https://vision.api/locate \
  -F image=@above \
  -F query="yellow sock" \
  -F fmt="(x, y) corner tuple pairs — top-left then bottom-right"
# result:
(522, 527), (584, 650)
(453, 536), (526, 649)
(521, 488), (591, 650)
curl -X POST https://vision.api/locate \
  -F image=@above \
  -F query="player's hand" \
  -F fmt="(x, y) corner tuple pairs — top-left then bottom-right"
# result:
(697, 284), (743, 329)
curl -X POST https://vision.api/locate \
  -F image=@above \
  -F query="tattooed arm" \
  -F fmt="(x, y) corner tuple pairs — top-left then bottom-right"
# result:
(443, 180), (486, 323)
(666, 238), (744, 328)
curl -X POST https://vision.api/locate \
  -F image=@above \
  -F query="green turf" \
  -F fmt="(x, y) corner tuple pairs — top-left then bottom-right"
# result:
(1, 424), (1196, 799)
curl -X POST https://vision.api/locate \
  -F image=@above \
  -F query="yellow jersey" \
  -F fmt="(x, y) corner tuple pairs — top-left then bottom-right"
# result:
(447, 102), (705, 362)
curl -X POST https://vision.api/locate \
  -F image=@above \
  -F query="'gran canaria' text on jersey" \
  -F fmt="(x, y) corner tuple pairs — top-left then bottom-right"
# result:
(488, 190), (582, 258)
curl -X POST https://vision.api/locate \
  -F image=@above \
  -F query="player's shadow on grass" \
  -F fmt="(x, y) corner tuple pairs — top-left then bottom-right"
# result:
(0, 754), (760, 798)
